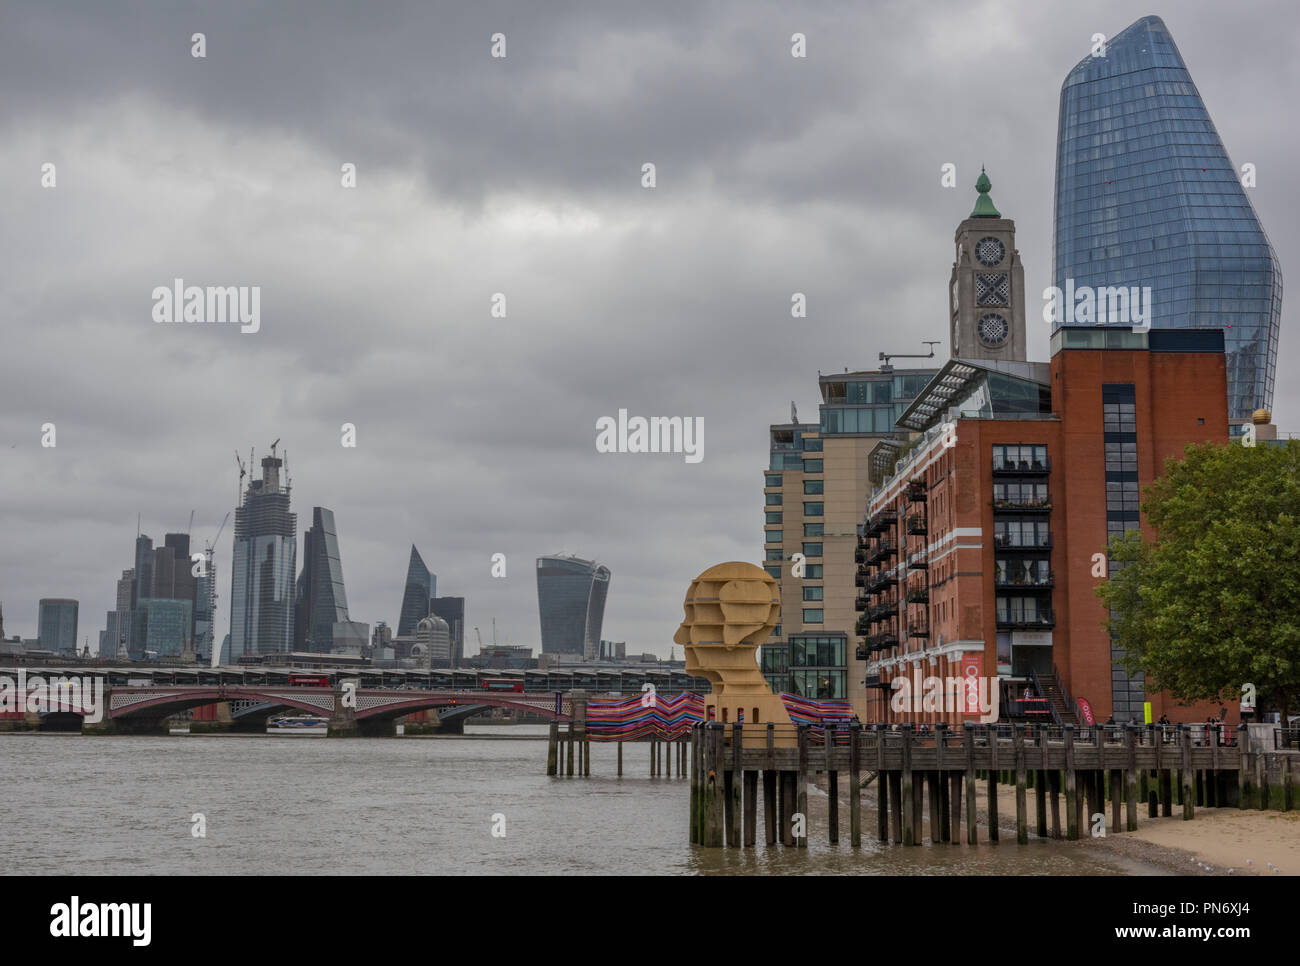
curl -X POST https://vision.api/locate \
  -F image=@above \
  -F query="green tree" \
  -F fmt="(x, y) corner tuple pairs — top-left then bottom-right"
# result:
(1097, 439), (1300, 719)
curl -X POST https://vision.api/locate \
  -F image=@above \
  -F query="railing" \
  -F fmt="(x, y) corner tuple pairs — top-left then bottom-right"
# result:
(995, 609), (1056, 629)
(992, 457), (1051, 474)
(992, 496), (1052, 511)
(1275, 728), (1300, 750)
(1029, 666), (1061, 727)
(994, 572), (1055, 589)
(993, 533), (1053, 549)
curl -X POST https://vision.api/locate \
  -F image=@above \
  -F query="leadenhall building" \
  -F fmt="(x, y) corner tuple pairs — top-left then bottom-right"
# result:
(854, 173), (1239, 727)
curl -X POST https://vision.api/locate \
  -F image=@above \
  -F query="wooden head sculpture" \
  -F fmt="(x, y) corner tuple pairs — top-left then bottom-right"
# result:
(673, 561), (792, 729)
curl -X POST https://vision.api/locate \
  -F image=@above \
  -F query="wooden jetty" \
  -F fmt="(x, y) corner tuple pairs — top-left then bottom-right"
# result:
(689, 720), (1258, 848)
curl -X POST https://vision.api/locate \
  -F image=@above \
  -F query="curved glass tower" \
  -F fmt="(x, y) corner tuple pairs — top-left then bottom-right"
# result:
(536, 554), (611, 658)
(1054, 15), (1282, 423)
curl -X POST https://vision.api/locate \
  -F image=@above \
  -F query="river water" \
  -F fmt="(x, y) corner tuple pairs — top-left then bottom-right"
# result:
(2, 726), (1164, 875)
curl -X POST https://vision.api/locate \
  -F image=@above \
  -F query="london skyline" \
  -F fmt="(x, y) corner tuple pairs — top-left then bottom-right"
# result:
(2, 0), (1296, 656)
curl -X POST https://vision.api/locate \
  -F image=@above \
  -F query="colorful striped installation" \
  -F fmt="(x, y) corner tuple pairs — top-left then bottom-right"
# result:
(779, 692), (858, 730)
(584, 692), (705, 741)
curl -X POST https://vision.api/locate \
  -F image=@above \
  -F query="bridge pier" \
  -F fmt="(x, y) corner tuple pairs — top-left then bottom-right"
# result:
(102, 716), (168, 736)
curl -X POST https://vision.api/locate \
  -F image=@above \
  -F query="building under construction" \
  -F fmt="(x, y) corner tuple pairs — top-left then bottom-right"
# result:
(229, 445), (297, 661)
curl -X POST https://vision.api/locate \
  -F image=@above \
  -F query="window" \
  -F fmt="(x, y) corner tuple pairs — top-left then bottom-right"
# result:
(789, 635), (845, 667)
(804, 480), (824, 495)
(803, 459), (823, 473)
(1104, 441), (1138, 473)
(992, 444), (1048, 470)
(763, 565), (782, 579)
(803, 586), (823, 601)
(803, 523), (823, 537)
(765, 493), (783, 506)
(765, 474), (782, 487)
(993, 482), (1049, 506)
(802, 609), (824, 624)
(765, 549), (783, 561)
(765, 511), (782, 524)
(803, 502), (824, 516)
(765, 530), (782, 543)
(802, 437), (823, 452)
(801, 542), (823, 557)
(805, 564), (824, 578)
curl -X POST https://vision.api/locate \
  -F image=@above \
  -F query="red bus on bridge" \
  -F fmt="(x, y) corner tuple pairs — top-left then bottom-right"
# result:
(478, 677), (523, 692)
(287, 674), (331, 688)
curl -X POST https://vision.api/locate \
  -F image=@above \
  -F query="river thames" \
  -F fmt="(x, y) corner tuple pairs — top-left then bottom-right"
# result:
(3, 726), (1171, 875)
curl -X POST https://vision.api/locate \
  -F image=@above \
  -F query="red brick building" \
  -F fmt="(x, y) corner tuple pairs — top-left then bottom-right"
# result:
(856, 326), (1232, 727)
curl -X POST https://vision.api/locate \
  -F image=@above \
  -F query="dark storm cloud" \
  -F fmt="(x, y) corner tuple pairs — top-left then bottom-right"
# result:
(1, 0), (1296, 656)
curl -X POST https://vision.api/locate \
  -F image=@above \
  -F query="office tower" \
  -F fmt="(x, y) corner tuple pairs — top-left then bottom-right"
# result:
(37, 598), (78, 654)
(134, 598), (194, 659)
(115, 570), (134, 612)
(295, 507), (351, 652)
(397, 545), (435, 638)
(1054, 15), (1282, 426)
(229, 450), (297, 660)
(761, 366), (936, 705)
(535, 554), (611, 657)
(132, 535), (153, 608)
(431, 596), (466, 666)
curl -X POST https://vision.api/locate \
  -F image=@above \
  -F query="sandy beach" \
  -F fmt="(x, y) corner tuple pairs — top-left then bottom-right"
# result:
(838, 775), (1299, 875)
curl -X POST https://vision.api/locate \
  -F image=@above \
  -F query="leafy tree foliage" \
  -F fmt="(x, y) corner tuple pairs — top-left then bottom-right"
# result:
(1097, 440), (1300, 718)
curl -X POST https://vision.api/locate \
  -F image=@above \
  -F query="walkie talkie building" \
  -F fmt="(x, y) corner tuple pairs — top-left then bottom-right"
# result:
(1053, 15), (1282, 425)
(536, 554), (611, 658)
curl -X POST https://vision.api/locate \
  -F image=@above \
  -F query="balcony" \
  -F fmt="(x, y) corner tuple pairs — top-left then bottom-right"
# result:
(906, 514), (927, 535)
(864, 675), (890, 690)
(996, 609), (1057, 630)
(906, 481), (927, 503)
(855, 573), (866, 589)
(994, 572), (1055, 590)
(993, 496), (1053, 513)
(867, 633), (898, 652)
(854, 547), (866, 564)
(869, 601), (898, 622)
(992, 457), (1051, 476)
(867, 540), (897, 565)
(867, 570), (893, 593)
(993, 532), (1053, 551)
(905, 588), (929, 605)
(865, 511), (894, 537)
(908, 552), (928, 570)
(908, 622), (929, 639)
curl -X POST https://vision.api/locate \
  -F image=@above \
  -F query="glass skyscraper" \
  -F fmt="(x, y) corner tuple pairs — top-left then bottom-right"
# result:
(1053, 15), (1282, 423)
(536, 554), (610, 657)
(295, 507), (351, 652)
(37, 598), (79, 654)
(397, 545), (435, 638)
(229, 452), (297, 660)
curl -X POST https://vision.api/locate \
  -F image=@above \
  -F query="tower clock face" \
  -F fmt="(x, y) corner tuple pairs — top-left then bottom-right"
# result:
(976, 273), (1010, 305)
(979, 313), (1009, 347)
(976, 237), (1005, 266)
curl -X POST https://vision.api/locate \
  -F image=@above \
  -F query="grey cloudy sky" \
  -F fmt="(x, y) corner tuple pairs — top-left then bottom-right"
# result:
(2, 0), (1297, 654)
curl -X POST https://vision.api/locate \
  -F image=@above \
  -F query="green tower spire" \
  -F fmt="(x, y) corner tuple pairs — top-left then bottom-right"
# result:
(970, 166), (1001, 218)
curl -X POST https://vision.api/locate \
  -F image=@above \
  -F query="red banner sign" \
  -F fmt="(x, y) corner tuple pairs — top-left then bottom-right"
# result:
(1077, 697), (1095, 725)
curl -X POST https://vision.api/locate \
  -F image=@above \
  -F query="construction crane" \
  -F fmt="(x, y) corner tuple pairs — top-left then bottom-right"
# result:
(204, 511), (231, 667)
(186, 509), (195, 539)
(473, 627), (484, 655)
(234, 451), (247, 506)
(879, 340), (941, 371)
